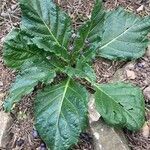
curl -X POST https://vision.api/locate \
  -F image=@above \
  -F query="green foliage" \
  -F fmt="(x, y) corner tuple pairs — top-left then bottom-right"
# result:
(35, 78), (88, 150)
(95, 82), (145, 131)
(3, 0), (150, 149)
(98, 7), (150, 60)
(20, 0), (72, 62)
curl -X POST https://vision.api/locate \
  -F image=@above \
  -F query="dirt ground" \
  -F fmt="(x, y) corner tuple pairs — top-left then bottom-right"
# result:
(0, 0), (150, 149)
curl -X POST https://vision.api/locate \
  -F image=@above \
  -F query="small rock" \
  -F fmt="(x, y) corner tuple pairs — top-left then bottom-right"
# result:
(125, 63), (135, 70)
(1, 12), (8, 17)
(40, 143), (47, 150)
(143, 80), (148, 86)
(32, 129), (39, 138)
(68, 45), (74, 51)
(126, 70), (136, 80)
(93, 132), (100, 140)
(0, 81), (3, 87)
(142, 122), (149, 139)
(90, 119), (130, 150)
(7, 8), (11, 13)
(11, 4), (18, 10)
(88, 95), (100, 123)
(16, 139), (24, 147)
(111, 69), (125, 82)
(137, 5), (144, 12)
(0, 101), (12, 147)
(137, 62), (146, 68)
(71, 33), (77, 38)
(143, 86), (150, 100)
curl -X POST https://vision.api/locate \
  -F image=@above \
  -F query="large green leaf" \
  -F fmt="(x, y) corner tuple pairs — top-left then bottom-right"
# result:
(34, 78), (88, 150)
(3, 28), (42, 69)
(73, 0), (105, 59)
(20, 0), (72, 61)
(4, 60), (56, 112)
(98, 8), (150, 60)
(94, 82), (145, 131)
(3, 28), (66, 71)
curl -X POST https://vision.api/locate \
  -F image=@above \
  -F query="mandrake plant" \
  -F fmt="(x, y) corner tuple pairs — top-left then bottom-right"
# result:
(3, 0), (150, 149)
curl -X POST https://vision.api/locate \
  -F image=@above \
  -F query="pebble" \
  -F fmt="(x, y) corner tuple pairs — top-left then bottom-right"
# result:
(32, 129), (39, 138)
(0, 81), (3, 87)
(137, 62), (146, 68)
(7, 8), (11, 13)
(137, 5), (144, 12)
(1, 12), (8, 17)
(93, 132), (100, 140)
(40, 143), (47, 150)
(126, 63), (135, 70)
(16, 139), (24, 147)
(88, 95), (100, 123)
(126, 70), (136, 80)
(11, 4), (17, 10)
(143, 86), (150, 100)
(143, 80), (148, 86)
(142, 122), (149, 139)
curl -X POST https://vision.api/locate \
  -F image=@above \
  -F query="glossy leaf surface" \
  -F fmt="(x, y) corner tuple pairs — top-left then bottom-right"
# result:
(3, 29), (44, 69)
(20, 0), (72, 61)
(95, 82), (145, 130)
(34, 79), (88, 150)
(73, 0), (105, 60)
(98, 8), (150, 60)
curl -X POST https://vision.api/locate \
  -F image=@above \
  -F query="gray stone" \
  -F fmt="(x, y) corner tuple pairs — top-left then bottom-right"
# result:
(90, 119), (130, 150)
(126, 70), (136, 80)
(88, 95), (100, 123)
(88, 95), (130, 150)
(136, 5), (144, 12)
(125, 63), (135, 70)
(0, 96), (12, 147)
(111, 68), (125, 82)
(143, 86), (150, 100)
(0, 81), (3, 86)
(111, 62), (136, 82)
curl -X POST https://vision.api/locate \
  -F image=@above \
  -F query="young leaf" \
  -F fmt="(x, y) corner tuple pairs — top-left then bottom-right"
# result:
(94, 82), (145, 131)
(98, 8), (150, 60)
(65, 62), (96, 82)
(34, 78), (88, 150)
(20, 0), (72, 61)
(4, 60), (56, 112)
(73, 0), (105, 58)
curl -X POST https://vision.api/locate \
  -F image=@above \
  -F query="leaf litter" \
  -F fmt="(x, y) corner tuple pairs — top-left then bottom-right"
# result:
(0, 0), (150, 149)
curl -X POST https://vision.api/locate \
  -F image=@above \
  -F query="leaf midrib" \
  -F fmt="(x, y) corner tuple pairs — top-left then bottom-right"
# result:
(100, 19), (138, 50)
(54, 78), (71, 148)
(25, 2), (67, 51)
(85, 77), (139, 127)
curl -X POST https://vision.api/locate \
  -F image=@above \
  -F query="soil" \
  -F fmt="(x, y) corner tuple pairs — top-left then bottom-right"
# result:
(0, 0), (150, 150)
